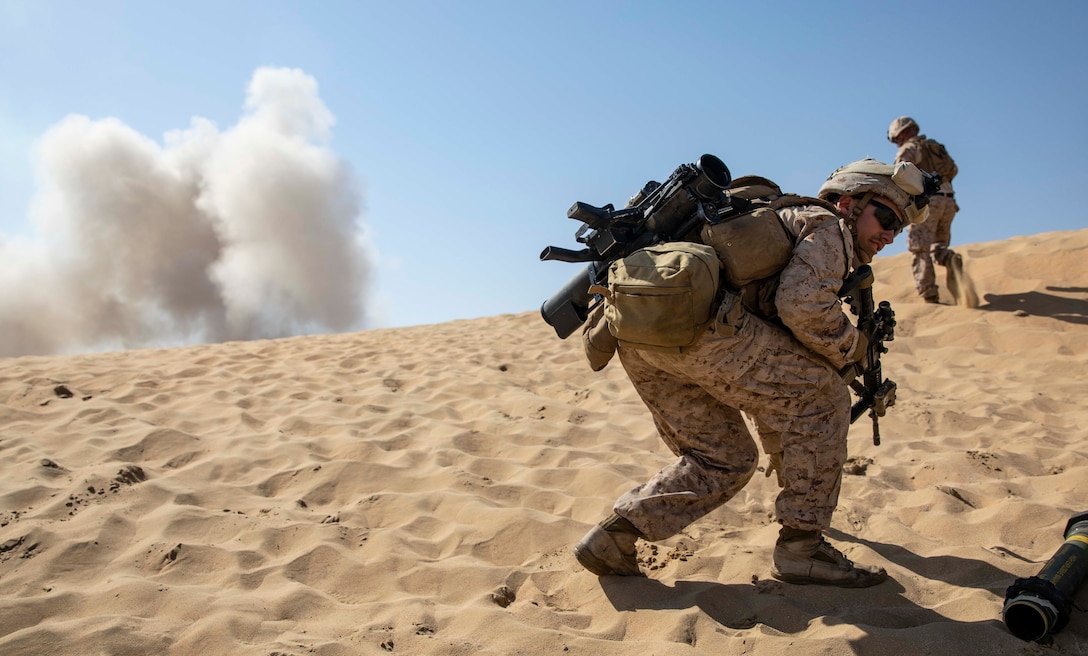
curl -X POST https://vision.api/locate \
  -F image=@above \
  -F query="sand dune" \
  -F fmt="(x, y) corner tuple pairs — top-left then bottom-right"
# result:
(1, 229), (1086, 655)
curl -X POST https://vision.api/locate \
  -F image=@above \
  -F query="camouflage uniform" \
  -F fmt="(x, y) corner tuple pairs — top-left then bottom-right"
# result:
(895, 134), (958, 301)
(612, 205), (862, 540)
(574, 158), (930, 587)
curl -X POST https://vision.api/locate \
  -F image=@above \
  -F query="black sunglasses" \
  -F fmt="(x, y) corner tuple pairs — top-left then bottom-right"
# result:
(868, 199), (904, 234)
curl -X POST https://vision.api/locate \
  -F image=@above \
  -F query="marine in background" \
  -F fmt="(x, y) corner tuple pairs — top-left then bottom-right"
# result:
(888, 116), (963, 304)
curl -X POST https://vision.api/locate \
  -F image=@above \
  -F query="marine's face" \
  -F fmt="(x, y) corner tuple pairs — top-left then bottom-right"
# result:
(892, 126), (917, 146)
(853, 196), (903, 263)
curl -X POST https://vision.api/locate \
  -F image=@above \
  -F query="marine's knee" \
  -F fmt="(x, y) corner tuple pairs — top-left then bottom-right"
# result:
(698, 440), (759, 479)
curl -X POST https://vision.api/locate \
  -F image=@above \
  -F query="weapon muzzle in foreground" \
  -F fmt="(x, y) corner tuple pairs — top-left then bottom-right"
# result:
(1002, 510), (1088, 641)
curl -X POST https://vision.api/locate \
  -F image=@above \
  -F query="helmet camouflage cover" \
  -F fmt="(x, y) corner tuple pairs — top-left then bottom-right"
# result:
(817, 158), (930, 225)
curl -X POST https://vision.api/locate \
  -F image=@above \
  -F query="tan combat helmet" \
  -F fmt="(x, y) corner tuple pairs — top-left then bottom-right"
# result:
(887, 116), (919, 142)
(817, 158), (930, 225)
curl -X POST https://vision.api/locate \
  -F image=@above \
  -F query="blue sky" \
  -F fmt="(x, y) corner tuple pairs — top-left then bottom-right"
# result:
(1, 1), (1085, 353)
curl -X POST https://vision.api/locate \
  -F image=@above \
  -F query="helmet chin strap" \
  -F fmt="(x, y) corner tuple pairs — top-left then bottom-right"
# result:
(844, 191), (876, 242)
(851, 191), (875, 222)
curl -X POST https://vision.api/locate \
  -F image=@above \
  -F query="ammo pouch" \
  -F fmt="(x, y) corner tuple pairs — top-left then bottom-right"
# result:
(591, 242), (721, 352)
(700, 206), (795, 288)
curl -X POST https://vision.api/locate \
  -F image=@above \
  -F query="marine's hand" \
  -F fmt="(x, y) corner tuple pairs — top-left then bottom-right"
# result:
(848, 329), (870, 365)
(764, 452), (784, 488)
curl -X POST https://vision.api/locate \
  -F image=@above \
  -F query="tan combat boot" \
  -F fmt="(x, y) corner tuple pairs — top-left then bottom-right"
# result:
(771, 528), (888, 588)
(573, 513), (644, 577)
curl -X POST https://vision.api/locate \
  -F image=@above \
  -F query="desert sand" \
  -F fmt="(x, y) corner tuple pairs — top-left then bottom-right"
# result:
(1, 229), (1086, 656)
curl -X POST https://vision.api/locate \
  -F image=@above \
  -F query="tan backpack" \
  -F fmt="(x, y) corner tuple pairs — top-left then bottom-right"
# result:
(701, 176), (837, 288)
(924, 139), (958, 182)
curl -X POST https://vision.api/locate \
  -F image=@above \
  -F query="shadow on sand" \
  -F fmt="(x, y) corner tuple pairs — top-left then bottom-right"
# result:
(978, 287), (1088, 324)
(597, 529), (1019, 639)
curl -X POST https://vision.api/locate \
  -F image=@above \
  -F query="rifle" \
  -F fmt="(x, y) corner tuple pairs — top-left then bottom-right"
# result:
(540, 154), (733, 339)
(839, 264), (897, 446)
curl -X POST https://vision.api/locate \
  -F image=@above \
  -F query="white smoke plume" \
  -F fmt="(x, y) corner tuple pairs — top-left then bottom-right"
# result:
(0, 67), (372, 357)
